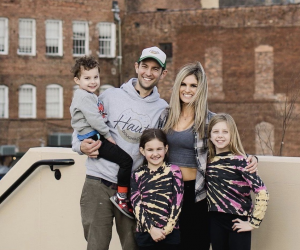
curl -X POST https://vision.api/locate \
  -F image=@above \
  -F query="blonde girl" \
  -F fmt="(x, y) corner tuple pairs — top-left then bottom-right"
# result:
(206, 113), (269, 250)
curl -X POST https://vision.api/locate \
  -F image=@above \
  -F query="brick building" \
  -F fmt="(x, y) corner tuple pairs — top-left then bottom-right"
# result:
(0, 0), (126, 158)
(0, 0), (299, 157)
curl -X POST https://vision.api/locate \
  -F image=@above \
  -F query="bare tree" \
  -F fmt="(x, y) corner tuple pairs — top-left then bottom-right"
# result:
(256, 80), (300, 156)
(275, 80), (300, 155)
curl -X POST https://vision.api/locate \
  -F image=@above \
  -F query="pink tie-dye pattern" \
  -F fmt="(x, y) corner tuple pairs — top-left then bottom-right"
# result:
(224, 195), (242, 210)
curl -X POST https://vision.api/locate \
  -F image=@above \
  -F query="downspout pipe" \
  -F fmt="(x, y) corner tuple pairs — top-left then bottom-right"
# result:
(112, 1), (122, 87)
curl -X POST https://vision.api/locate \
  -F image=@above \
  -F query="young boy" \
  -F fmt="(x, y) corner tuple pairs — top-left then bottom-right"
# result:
(70, 56), (134, 219)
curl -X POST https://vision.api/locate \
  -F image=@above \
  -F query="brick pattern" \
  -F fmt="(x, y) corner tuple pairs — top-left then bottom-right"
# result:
(254, 45), (274, 100)
(0, 0), (125, 151)
(122, 5), (300, 156)
(1, 1), (300, 156)
(205, 47), (225, 100)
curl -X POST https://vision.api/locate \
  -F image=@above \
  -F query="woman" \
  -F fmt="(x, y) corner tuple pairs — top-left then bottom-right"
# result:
(158, 62), (257, 250)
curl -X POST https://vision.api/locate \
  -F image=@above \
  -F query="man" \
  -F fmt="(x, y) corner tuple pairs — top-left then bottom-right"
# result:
(72, 46), (168, 250)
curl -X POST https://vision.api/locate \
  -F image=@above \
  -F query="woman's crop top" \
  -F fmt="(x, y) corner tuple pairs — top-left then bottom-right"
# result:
(166, 127), (197, 168)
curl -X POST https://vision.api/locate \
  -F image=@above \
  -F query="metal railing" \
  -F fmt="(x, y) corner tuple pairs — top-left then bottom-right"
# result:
(0, 159), (75, 205)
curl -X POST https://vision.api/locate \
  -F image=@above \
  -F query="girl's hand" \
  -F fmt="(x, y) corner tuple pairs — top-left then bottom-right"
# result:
(245, 155), (258, 173)
(232, 218), (254, 232)
(149, 227), (166, 242)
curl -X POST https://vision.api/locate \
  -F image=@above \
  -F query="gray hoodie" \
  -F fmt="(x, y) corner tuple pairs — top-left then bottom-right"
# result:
(72, 78), (168, 183)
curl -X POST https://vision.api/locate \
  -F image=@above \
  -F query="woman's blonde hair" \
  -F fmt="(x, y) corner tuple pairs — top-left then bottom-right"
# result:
(163, 62), (208, 137)
(208, 113), (246, 160)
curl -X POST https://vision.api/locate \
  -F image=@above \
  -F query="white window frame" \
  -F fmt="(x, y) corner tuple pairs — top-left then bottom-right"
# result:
(0, 85), (9, 118)
(46, 84), (63, 118)
(72, 21), (89, 56)
(0, 18), (9, 55)
(19, 84), (36, 118)
(18, 18), (36, 56)
(45, 20), (63, 56)
(98, 22), (116, 58)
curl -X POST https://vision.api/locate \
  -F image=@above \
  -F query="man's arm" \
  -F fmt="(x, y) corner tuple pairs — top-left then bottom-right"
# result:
(72, 130), (101, 158)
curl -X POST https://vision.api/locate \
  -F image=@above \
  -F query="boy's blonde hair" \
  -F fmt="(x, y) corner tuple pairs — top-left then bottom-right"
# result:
(163, 62), (208, 138)
(208, 113), (246, 160)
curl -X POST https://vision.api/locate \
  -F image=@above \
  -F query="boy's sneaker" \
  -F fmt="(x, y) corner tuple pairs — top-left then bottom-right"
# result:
(110, 194), (134, 219)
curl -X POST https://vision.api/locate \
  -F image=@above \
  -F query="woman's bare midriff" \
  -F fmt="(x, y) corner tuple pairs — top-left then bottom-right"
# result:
(179, 166), (197, 181)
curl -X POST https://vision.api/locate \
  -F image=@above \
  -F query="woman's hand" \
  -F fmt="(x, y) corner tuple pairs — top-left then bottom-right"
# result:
(80, 139), (101, 158)
(245, 155), (258, 173)
(149, 227), (166, 242)
(232, 218), (254, 233)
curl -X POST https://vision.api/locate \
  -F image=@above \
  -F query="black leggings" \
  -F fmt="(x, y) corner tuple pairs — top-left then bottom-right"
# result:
(89, 133), (133, 187)
(139, 243), (179, 250)
(179, 180), (210, 250)
(209, 212), (251, 250)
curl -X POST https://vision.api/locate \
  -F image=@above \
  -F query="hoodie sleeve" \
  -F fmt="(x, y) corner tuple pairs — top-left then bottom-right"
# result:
(163, 165), (184, 235)
(130, 171), (154, 232)
(72, 93), (111, 139)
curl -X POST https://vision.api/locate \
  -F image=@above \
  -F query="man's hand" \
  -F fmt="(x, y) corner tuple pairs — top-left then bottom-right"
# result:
(80, 139), (101, 158)
(245, 155), (258, 173)
(149, 227), (166, 242)
(232, 218), (254, 233)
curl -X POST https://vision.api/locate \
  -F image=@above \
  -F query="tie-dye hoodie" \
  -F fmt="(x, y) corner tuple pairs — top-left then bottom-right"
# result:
(206, 152), (269, 228)
(131, 162), (184, 235)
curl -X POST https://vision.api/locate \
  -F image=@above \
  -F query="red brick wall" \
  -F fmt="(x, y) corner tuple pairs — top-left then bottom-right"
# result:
(125, 0), (201, 12)
(1, 1), (300, 156)
(122, 5), (300, 156)
(0, 0), (125, 151)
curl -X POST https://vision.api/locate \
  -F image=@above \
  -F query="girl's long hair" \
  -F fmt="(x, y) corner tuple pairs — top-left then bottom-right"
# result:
(208, 113), (246, 160)
(139, 129), (169, 165)
(163, 62), (208, 138)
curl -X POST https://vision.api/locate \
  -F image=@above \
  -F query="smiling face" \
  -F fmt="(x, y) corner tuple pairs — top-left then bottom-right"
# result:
(140, 138), (168, 170)
(134, 59), (167, 96)
(210, 121), (231, 154)
(74, 66), (100, 93)
(179, 74), (198, 105)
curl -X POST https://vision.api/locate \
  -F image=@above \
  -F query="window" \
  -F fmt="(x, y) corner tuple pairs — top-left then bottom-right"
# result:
(45, 20), (63, 56)
(98, 22), (116, 58)
(19, 84), (36, 118)
(18, 19), (36, 56)
(73, 21), (89, 56)
(159, 43), (172, 58)
(254, 45), (274, 100)
(46, 84), (63, 118)
(0, 18), (9, 55)
(0, 85), (9, 118)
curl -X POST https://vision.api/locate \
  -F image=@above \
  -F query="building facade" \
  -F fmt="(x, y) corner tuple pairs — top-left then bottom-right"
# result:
(1, 0), (300, 157)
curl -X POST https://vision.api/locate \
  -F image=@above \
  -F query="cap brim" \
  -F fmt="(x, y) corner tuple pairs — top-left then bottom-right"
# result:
(138, 56), (166, 68)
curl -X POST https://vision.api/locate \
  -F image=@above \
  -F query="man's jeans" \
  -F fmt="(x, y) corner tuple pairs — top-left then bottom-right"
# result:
(80, 177), (138, 250)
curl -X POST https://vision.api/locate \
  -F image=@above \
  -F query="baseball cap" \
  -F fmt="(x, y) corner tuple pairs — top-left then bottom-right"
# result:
(138, 46), (167, 68)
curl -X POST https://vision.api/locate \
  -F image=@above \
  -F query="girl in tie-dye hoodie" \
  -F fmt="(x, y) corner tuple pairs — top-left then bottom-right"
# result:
(206, 113), (269, 250)
(131, 129), (184, 250)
